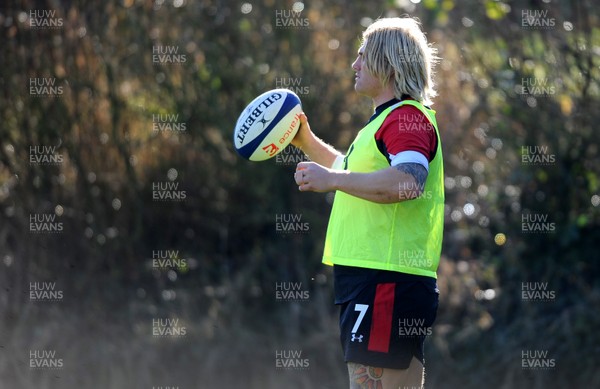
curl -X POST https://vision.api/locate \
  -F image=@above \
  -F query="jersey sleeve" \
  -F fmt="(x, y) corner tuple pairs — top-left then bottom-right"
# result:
(374, 105), (437, 168)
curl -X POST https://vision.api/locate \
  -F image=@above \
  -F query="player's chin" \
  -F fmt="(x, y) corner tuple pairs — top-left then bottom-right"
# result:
(354, 85), (369, 96)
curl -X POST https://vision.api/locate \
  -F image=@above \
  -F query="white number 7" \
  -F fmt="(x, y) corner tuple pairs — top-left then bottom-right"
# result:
(352, 304), (369, 333)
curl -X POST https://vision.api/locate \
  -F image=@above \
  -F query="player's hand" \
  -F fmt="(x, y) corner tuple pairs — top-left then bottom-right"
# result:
(294, 161), (336, 192)
(290, 113), (312, 150)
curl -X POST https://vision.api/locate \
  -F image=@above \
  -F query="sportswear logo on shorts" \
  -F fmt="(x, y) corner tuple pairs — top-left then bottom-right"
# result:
(351, 333), (364, 343)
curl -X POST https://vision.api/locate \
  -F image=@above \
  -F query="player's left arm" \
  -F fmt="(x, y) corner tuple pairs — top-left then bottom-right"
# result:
(295, 106), (435, 203)
(294, 161), (427, 204)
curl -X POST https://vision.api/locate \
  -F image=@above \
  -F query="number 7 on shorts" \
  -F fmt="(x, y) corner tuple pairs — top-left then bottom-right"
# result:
(352, 304), (369, 333)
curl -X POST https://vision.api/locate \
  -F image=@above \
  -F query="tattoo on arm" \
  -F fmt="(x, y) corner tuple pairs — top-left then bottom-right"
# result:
(348, 362), (384, 389)
(395, 162), (428, 188)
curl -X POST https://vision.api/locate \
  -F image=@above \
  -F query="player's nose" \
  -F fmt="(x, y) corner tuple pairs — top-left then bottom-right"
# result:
(351, 56), (360, 71)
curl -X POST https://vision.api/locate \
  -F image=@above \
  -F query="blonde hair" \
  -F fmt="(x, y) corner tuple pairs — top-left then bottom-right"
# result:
(362, 17), (438, 105)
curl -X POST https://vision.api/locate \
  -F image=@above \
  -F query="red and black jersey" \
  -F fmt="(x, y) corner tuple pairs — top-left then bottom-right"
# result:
(369, 97), (438, 166)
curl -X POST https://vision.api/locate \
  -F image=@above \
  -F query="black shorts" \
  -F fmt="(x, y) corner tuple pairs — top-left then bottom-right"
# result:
(338, 279), (439, 369)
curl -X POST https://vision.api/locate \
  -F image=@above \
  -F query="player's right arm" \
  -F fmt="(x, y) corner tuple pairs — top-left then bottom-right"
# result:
(291, 113), (343, 169)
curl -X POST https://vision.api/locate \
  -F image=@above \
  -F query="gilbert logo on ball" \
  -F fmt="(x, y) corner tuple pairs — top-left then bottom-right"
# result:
(234, 89), (302, 161)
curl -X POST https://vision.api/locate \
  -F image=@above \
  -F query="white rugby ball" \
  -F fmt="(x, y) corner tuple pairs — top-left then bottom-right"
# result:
(234, 89), (302, 161)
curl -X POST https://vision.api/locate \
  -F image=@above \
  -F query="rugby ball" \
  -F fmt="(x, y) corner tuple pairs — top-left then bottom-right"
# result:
(233, 89), (302, 161)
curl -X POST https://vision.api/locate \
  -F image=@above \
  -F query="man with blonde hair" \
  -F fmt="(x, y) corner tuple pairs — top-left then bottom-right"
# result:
(292, 17), (443, 388)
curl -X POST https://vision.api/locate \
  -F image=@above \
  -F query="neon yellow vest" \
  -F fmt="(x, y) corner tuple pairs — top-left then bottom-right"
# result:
(323, 100), (444, 279)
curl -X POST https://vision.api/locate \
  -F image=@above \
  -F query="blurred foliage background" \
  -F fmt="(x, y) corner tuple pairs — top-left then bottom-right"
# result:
(1, 0), (599, 388)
